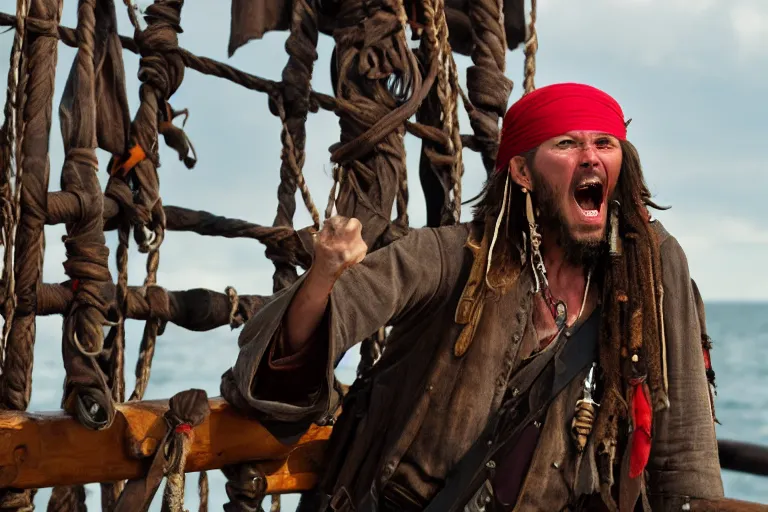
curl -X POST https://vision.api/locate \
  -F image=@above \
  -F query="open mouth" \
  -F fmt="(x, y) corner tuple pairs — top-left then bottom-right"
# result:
(573, 180), (604, 218)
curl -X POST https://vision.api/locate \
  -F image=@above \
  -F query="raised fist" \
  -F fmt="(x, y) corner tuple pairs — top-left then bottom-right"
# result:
(310, 216), (368, 282)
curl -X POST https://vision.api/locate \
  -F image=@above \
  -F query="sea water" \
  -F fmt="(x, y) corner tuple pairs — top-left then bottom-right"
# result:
(27, 302), (768, 510)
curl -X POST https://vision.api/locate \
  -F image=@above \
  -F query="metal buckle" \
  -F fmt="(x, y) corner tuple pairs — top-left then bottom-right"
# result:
(464, 479), (494, 512)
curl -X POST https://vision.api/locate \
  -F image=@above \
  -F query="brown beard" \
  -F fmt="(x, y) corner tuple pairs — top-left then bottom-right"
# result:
(529, 170), (607, 267)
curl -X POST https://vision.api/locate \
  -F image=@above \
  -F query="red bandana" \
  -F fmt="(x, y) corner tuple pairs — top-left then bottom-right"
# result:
(495, 83), (628, 172)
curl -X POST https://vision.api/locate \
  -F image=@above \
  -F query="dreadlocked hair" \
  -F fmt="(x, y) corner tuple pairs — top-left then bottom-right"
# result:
(466, 148), (537, 253)
(593, 140), (668, 508)
(467, 140), (669, 508)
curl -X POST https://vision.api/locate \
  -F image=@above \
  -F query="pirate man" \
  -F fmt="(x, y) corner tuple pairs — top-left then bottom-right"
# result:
(222, 82), (723, 511)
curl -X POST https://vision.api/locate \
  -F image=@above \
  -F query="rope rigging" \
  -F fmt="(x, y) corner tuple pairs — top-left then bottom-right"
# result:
(0, 0), (534, 509)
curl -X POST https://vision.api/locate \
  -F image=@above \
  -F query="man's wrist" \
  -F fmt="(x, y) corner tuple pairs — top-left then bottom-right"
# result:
(303, 266), (337, 297)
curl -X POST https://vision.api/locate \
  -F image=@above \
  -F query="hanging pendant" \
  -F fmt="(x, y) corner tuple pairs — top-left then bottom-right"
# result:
(555, 300), (567, 329)
(571, 362), (599, 453)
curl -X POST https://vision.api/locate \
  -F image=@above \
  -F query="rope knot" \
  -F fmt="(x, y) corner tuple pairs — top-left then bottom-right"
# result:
(134, 1), (185, 98)
(165, 388), (210, 431)
(114, 388), (209, 512)
(225, 286), (244, 329)
(174, 422), (192, 435)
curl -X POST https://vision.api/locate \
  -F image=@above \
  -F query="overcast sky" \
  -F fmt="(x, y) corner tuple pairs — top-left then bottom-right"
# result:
(2, 0), (764, 305)
(1, 0), (767, 507)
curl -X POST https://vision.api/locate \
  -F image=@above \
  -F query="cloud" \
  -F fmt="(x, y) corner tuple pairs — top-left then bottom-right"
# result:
(534, 0), (768, 75)
(730, 1), (768, 58)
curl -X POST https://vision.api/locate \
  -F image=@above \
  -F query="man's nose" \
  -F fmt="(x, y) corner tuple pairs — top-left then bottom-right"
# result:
(579, 144), (600, 167)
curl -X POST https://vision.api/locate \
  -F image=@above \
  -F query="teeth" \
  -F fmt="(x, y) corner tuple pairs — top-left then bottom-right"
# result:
(584, 210), (599, 218)
(577, 180), (601, 189)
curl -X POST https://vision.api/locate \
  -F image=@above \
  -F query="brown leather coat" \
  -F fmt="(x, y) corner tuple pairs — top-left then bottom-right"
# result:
(221, 220), (723, 511)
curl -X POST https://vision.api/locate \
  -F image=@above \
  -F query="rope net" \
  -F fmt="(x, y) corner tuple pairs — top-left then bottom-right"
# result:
(0, 0), (536, 509)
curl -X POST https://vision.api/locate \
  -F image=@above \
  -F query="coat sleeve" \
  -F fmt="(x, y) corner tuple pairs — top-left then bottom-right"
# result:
(220, 226), (458, 439)
(645, 235), (724, 509)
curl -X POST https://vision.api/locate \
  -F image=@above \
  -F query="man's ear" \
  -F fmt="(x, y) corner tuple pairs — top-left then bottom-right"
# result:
(508, 155), (533, 191)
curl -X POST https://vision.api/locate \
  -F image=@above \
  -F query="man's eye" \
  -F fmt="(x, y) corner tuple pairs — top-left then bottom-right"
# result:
(557, 139), (575, 148)
(595, 138), (615, 148)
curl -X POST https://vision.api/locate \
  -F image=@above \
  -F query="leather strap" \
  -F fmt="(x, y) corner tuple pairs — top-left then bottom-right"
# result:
(424, 307), (601, 512)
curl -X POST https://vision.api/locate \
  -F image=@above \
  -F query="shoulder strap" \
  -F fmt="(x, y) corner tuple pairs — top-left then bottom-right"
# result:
(425, 308), (601, 512)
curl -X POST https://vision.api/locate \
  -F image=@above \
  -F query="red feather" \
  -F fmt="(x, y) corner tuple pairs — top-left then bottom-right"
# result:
(629, 382), (652, 478)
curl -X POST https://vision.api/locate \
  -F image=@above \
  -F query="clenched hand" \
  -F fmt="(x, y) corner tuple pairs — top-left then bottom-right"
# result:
(310, 216), (368, 283)
(283, 216), (368, 354)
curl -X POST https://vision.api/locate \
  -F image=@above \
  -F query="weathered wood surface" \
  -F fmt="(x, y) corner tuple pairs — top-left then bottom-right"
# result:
(0, 397), (330, 492)
(1, 397), (767, 509)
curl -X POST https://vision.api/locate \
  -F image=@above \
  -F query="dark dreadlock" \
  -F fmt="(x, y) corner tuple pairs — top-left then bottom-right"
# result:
(466, 140), (668, 509)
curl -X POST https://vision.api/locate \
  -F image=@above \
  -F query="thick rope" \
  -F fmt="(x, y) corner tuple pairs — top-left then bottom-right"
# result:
(48, 486), (87, 512)
(465, 0), (514, 173)
(0, 0), (29, 369)
(266, 0), (321, 269)
(0, 1), (60, 510)
(122, 0), (141, 32)
(0, 0), (53, 412)
(523, 0), (538, 95)
(428, 0), (464, 221)
(0, 12), (501, 162)
(110, 389), (210, 512)
(129, 0), (196, 422)
(271, 0), (321, 253)
(414, 0), (466, 228)
(58, 0), (116, 429)
(198, 471), (209, 512)
(2, 282), (269, 329)
(46, 1), (124, 508)
(120, 0), (200, 506)
(98, 220), (129, 512)
(99, 7), (134, 502)
(110, 220), (129, 411)
(130, 247), (162, 401)
(331, 0), (429, 248)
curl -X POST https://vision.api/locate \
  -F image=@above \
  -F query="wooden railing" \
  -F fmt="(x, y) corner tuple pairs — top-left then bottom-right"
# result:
(0, 397), (329, 491)
(1, 397), (767, 510)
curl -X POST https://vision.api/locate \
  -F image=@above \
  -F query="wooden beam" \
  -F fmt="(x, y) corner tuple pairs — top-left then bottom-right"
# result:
(0, 397), (331, 492)
(690, 498), (768, 512)
(718, 439), (768, 477)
